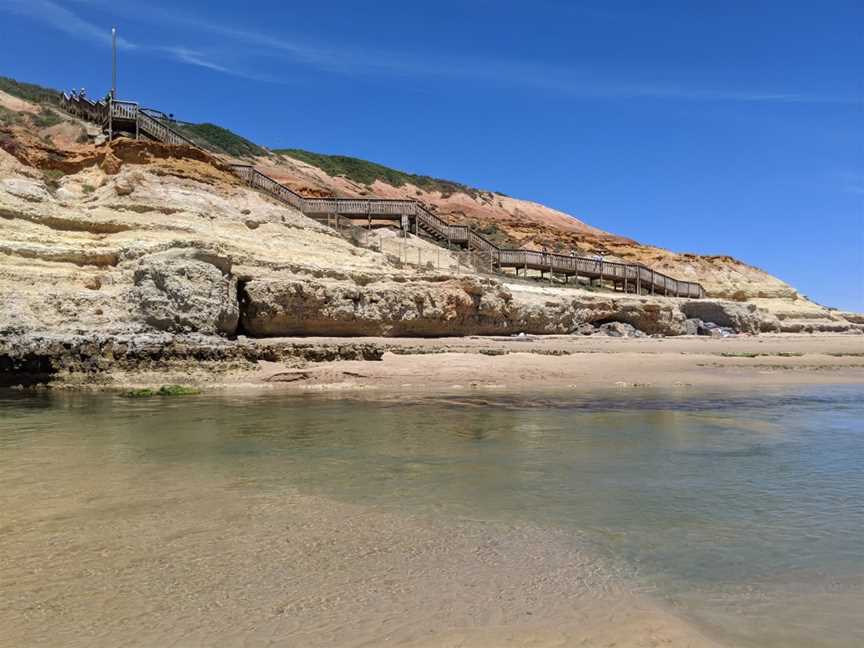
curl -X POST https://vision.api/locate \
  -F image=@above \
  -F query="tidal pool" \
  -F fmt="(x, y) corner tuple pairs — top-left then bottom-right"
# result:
(0, 385), (861, 646)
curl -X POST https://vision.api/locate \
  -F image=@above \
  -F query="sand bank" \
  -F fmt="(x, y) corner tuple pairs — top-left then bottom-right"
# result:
(204, 334), (864, 394)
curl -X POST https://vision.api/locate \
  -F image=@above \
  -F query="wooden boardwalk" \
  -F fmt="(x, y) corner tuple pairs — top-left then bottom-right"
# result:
(61, 94), (706, 298)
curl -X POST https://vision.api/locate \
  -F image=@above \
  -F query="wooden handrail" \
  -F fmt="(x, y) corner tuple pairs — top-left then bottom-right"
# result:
(137, 111), (198, 147)
(60, 93), (706, 298)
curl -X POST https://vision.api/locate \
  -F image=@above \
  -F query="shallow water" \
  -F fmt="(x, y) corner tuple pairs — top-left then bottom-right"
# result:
(1, 385), (862, 646)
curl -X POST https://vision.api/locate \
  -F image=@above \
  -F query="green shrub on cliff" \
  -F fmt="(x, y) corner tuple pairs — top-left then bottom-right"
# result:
(42, 169), (66, 192)
(0, 76), (62, 105)
(33, 107), (63, 128)
(175, 122), (266, 158)
(0, 105), (23, 126)
(274, 148), (491, 199)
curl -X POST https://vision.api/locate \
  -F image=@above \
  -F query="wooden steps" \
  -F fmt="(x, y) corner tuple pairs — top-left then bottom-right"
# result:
(59, 93), (706, 299)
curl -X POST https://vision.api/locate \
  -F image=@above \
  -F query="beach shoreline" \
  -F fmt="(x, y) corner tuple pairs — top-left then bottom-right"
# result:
(35, 333), (862, 393)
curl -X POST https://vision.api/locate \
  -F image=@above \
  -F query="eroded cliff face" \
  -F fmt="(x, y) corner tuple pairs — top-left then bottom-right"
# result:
(240, 276), (698, 338)
(0, 136), (796, 342)
(258, 153), (799, 300)
(0, 92), (861, 384)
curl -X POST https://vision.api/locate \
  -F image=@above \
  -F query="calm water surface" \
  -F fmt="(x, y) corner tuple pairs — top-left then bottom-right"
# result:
(1, 385), (862, 646)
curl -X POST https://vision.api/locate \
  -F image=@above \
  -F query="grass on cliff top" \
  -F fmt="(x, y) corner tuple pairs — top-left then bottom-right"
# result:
(275, 148), (494, 199)
(0, 76), (62, 106)
(0, 74), (264, 158)
(33, 107), (63, 128)
(175, 122), (267, 158)
(1, 75), (501, 201)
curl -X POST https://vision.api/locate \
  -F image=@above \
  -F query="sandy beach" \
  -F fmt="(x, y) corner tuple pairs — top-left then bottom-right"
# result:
(111, 333), (864, 393)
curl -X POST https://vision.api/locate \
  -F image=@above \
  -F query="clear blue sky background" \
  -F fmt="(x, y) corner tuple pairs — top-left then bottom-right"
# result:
(3, 0), (862, 310)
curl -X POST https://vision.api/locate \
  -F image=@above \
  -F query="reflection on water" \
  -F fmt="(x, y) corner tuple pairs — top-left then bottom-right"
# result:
(0, 385), (862, 647)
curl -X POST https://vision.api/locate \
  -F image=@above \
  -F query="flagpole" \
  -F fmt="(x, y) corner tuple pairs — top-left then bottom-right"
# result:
(111, 27), (117, 98)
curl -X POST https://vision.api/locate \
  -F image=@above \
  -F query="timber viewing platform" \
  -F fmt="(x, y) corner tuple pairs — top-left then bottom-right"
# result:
(61, 92), (706, 299)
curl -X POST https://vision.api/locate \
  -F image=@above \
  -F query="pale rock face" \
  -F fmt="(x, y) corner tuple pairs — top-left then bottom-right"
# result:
(0, 125), (860, 351)
(241, 277), (489, 337)
(603, 299), (687, 336)
(240, 277), (699, 338)
(132, 250), (238, 335)
(0, 178), (51, 203)
(684, 318), (702, 336)
(839, 312), (864, 325)
(680, 301), (765, 335)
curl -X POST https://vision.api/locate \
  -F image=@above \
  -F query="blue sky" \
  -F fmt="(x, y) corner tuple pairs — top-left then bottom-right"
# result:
(2, 0), (862, 310)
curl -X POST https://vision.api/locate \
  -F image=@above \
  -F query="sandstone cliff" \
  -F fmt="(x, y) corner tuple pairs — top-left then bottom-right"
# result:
(0, 86), (861, 384)
(258, 151), (798, 300)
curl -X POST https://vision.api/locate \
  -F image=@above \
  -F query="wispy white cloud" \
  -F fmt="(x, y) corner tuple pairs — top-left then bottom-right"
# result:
(2, 0), (137, 49)
(58, 0), (339, 72)
(147, 17), (861, 104)
(158, 46), (232, 74)
(5, 0), (859, 105)
(0, 0), (264, 77)
(190, 24), (343, 70)
(153, 45), (285, 83)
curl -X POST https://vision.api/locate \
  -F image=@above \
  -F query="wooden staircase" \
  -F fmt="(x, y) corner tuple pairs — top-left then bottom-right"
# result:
(60, 93), (706, 299)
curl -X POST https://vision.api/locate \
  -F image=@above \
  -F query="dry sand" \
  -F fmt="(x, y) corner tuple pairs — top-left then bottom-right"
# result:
(219, 334), (864, 394)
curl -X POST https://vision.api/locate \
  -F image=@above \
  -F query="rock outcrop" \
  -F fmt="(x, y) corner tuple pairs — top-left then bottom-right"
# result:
(680, 301), (764, 335)
(133, 250), (238, 335)
(0, 332), (384, 386)
(239, 274), (770, 339)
